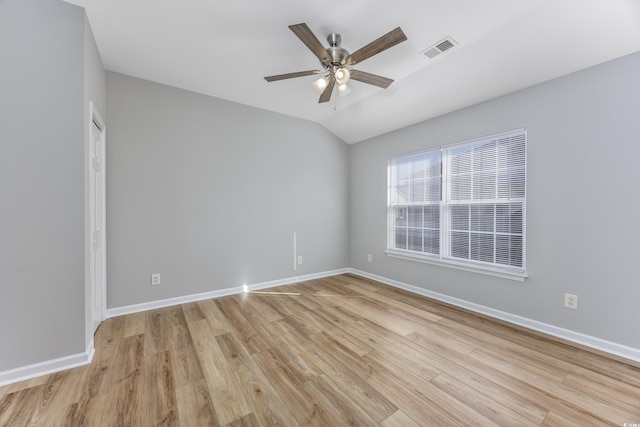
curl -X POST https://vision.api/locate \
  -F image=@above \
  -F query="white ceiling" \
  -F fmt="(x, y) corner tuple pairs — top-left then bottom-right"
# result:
(65, 0), (640, 144)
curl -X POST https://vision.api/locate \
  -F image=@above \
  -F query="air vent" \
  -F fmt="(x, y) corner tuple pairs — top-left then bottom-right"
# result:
(420, 37), (458, 59)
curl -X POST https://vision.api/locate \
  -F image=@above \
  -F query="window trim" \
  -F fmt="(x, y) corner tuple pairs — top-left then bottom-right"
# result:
(385, 248), (527, 281)
(386, 128), (527, 280)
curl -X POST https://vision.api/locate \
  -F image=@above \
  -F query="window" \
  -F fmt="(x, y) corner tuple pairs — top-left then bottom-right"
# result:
(387, 129), (526, 278)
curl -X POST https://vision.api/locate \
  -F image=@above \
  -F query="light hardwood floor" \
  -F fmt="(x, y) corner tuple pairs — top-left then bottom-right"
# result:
(1, 274), (639, 426)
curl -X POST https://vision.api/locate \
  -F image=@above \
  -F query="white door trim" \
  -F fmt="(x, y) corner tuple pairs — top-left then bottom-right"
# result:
(87, 101), (106, 340)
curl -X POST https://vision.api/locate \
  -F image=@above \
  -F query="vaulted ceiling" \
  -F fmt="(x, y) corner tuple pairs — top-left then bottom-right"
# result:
(65, 0), (640, 143)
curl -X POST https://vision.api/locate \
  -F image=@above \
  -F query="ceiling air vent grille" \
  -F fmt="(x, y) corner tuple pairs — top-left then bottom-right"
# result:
(421, 37), (458, 59)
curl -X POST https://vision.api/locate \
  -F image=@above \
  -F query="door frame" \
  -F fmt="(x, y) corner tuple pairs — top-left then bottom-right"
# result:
(87, 101), (107, 346)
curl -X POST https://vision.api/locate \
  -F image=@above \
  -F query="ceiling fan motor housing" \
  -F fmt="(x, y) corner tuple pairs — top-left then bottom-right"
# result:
(326, 33), (349, 66)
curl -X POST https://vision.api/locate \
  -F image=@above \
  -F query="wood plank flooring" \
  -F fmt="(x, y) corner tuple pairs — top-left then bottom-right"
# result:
(1, 273), (639, 426)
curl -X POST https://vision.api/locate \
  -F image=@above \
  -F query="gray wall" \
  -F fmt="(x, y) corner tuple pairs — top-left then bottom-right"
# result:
(350, 51), (640, 349)
(84, 16), (106, 120)
(0, 0), (102, 371)
(106, 72), (349, 308)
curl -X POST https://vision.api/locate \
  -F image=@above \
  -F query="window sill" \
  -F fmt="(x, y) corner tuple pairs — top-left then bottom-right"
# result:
(385, 249), (527, 282)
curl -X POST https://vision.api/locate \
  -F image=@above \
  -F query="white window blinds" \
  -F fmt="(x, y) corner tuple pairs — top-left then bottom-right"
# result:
(388, 150), (442, 255)
(388, 129), (526, 276)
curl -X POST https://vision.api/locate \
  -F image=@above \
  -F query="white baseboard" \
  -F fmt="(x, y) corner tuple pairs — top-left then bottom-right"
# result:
(106, 286), (244, 318)
(349, 269), (640, 364)
(106, 268), (351, 319)
(0, 341), (94, 387)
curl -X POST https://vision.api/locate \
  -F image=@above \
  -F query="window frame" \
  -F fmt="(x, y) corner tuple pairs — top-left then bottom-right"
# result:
(386, 129), (527, 281)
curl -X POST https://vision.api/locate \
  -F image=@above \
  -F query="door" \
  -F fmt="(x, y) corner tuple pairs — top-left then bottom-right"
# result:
(89, 105), (106, 334)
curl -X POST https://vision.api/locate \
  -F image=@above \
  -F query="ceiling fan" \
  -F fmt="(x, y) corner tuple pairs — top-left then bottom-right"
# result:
(264, 23), (407, 103)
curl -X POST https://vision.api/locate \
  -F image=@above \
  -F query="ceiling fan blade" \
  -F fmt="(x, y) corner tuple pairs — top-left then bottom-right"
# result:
(346, 27), (407, 66)
(349, 70), (394, 89)
(319, 76), (335, 103)
(264, 70), (320, 82)
(289, 23), (331, 65)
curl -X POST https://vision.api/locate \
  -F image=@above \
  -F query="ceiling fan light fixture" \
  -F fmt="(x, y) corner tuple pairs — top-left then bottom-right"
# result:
(337, 83), (351, 97)
(335, 67), (350, 85)
(313, 76), (329, 94)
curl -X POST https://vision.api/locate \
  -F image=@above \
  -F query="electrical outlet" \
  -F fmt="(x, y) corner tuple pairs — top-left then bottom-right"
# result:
(564, 293), (578, 310)
(151, 273), (161, 286)
(297, 256), (303, 265)
(367, 254), (373, 262)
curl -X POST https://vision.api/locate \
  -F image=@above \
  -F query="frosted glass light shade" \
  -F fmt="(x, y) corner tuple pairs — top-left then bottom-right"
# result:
(335, 68), (351, 85)
(313, 76), (329, 94)
(338, 83), (351, 97)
